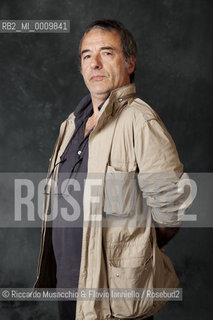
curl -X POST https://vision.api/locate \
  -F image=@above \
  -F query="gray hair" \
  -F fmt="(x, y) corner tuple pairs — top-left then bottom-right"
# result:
(79, 19), (137, 83)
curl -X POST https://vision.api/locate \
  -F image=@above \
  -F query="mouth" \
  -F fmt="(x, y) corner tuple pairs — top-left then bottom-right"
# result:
(90, 75), (106, 81)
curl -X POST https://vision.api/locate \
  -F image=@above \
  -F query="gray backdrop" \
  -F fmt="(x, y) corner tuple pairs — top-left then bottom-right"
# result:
(0, 0), (212, 319)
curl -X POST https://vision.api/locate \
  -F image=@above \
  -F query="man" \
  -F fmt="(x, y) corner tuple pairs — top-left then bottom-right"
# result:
(34, 20), (188, 320)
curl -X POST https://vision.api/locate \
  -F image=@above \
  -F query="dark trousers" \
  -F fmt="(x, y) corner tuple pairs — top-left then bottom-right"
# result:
(58, 301), (76, 320)
(58, 301), (154, 320)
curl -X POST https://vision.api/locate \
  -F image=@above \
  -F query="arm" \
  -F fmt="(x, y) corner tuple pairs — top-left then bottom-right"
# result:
(134, 115), (188, 228)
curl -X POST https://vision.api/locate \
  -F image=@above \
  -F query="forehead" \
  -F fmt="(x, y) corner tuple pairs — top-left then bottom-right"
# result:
(81, 28), (122, 52)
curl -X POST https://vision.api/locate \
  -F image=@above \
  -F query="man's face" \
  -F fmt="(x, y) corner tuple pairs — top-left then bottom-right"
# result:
(80, 28), (135, 98)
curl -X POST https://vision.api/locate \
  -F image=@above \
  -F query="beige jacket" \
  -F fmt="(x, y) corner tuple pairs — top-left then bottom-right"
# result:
(35, 83), (185, 319)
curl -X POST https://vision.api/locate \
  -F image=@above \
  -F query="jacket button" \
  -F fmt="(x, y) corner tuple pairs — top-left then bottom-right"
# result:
(118, 98), (123, 102)
(116, 273), (120, 277)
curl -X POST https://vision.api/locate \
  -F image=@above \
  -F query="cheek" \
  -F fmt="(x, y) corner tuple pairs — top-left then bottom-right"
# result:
(110, 61), (124, 75)
(81, 66), (89, 80)
(106, 64), (117, 79)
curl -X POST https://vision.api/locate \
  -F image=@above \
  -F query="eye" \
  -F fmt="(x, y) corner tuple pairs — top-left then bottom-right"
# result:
(83, 55), (91, 60)
(103, 52), (112, 56)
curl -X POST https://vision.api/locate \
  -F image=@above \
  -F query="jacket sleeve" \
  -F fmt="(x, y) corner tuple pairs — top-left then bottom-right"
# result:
(134, 118), (190, 226)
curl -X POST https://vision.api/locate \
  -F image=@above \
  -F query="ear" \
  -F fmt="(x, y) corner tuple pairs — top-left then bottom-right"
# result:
(127, 56), (136, 75)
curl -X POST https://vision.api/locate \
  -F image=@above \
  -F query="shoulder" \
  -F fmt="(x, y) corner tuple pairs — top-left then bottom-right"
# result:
(129, 98), (161, 122)
(120, 97), (162, 128)
(120, 97), (173, 144)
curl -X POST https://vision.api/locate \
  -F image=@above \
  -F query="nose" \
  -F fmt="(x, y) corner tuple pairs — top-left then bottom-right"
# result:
(90, 54), (102, 70)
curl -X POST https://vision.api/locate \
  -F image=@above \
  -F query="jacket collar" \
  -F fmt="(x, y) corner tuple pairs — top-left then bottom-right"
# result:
(95, 83), (136, 132)
(102, 83), (136, 116)
(74, 83), (136, 118)
(107, 82), (136, 104)
(66, 83), (136, 134)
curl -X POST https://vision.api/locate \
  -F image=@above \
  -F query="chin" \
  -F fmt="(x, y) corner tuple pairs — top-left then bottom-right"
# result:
(89, 85), (112, 95)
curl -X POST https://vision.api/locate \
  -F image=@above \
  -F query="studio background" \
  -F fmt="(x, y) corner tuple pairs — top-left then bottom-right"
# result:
(0, 0), (212, 319)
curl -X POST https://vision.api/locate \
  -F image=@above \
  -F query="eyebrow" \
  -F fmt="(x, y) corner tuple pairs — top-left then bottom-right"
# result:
(81, 46), (115, 56)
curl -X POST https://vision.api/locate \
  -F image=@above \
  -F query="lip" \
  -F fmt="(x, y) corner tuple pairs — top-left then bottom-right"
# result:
(90, 75), (106, 81)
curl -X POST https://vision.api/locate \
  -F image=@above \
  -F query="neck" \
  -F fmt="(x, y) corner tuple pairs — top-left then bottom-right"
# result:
(91, 92), (109, 115)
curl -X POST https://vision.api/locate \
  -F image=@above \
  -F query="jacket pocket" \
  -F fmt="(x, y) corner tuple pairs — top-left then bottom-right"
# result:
(107, 251), (154, 318)
(104, 165), (139, 217)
